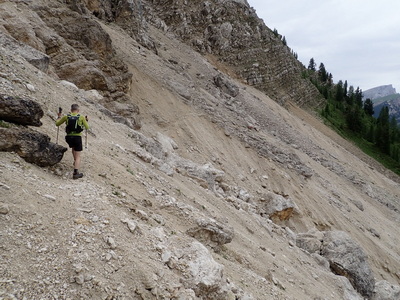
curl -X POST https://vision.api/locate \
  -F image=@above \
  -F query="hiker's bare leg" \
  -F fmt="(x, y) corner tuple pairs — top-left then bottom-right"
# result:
(72, 149), (81, 170)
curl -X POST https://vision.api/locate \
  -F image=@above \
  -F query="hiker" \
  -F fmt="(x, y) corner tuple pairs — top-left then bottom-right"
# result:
(56, 104), (89, 179)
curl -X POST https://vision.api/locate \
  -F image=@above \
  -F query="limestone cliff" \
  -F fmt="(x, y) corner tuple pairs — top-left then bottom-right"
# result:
(63, 0), (322, 107)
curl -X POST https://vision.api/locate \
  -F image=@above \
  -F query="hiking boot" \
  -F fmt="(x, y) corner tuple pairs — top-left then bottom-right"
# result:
(73, 172), (84, 180)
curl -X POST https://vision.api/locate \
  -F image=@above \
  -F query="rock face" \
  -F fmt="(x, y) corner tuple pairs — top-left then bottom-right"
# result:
(0, 1), (140, 127)
(321, 231), (375, 298)
(0, 127), (67, 167)
(148, 0), (321, 106)
(52, 0), (321, 108)
(0, 94), (44, 126)
(0, 32), (50, 72)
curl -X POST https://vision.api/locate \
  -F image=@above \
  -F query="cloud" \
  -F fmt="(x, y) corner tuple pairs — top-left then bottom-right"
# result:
(247, 0), (400, 91)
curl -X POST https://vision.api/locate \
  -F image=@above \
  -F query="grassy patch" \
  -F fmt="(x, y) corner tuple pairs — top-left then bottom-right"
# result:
(0, 120), (11, 128)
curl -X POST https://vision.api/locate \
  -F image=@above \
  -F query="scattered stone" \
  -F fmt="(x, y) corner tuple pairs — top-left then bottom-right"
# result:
(43, 194), (56, 201)
(25, 84), (36, 92)
(73, 263), (84, 273)
(350, 198), (364, 211)
(75, 274), (85, 285)
(368, 228), (381, 239)
(121, 218), (137, 233)
(0, 182), (11, 190)
(0, 203), (9, 215)
(60, 80), (79, 90)
(106, 237), (117, 249)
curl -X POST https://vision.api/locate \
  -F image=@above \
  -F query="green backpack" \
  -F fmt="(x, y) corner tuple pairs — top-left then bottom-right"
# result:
(66, 114), (84, 134)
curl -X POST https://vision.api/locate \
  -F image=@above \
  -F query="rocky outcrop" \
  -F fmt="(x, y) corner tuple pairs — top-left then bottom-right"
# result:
(0, 95), (67, 166)
(372, 280), (400, 300)
(321, 231), (375, 298)
(0, 127), (67, 167)
(0, 94), (44, 126)
(187, 217), (234, 248)
(214, 74), (240, 97)
(296, 229), (375, 298)
(33, 5), (132, 97)
(257, 191), (296, 221)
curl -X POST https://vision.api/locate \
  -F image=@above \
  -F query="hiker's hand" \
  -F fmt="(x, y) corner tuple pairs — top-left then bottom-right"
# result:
(57, 113), (62, 119)
(85, 115), (89, 122)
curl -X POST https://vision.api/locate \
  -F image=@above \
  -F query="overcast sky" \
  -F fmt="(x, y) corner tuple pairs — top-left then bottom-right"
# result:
(247, 0), (400, 93)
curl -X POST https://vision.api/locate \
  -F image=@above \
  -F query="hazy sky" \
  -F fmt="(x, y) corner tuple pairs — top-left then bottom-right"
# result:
(247, 0), (400, 92)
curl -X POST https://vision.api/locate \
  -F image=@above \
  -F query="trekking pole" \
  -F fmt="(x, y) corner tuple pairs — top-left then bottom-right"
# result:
(56, 107), (62, 144)
(85, 129), (88, 149)
(85, 115), (88, 149)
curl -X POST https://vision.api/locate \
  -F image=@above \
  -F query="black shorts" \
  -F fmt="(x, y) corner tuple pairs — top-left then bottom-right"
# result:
(65, 135), (83, 151)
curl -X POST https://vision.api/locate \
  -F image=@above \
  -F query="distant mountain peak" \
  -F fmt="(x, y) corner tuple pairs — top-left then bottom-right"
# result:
(363, 84), (397, 100)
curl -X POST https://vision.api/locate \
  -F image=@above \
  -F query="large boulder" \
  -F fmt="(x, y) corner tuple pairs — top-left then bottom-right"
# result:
(0, 95), (44, 126)
(187, 217), (234, 248)
(258, 191), (295, 221)
(321, 231), (375, 298)
(161, 236), (230, 299)
(214, 74), (239, 97)
(0, 127), (67, 167)
(372, 280), (400, 300)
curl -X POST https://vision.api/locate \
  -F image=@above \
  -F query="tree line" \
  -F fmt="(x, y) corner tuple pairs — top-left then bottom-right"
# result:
(305, 58), (400, 168)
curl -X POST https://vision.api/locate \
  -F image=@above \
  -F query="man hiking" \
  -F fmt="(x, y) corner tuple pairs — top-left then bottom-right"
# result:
(56, 104), (89, 179)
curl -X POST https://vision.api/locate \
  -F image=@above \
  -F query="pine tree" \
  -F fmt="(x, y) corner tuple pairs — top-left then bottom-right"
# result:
(363, 98), (374, 116)
(376, 106), (390, 154)
(308, 58), (316, 71)
(318, 63), (328, 82)
(335, 80), (344, 102)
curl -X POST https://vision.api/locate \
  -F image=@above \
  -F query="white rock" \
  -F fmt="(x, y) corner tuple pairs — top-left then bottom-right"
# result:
(0, 182), (11, 190)
(0, 203), (9, 215)
(106, 237), (117, 249)
(43, 194), (56, 201)
(60, 80), (79, 90)
(121, 218), (137, 233)
(26, 83), (35, 92)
